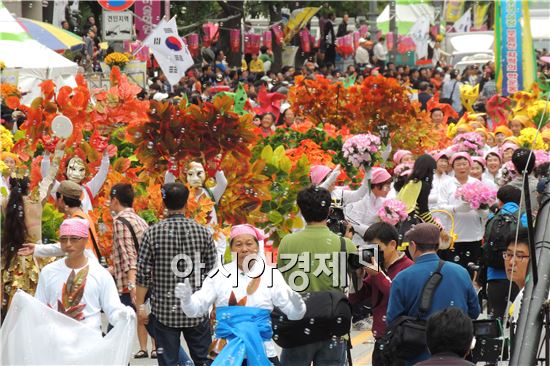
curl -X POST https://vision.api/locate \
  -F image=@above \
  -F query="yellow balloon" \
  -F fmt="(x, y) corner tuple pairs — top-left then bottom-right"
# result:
(460, 84), (479, 113)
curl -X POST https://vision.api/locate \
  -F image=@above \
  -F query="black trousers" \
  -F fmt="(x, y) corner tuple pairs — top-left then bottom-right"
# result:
(439, 240), (482, 269)
(487, 279), (519, 319)
(151, 315), (212, 366)
(242, 357), (280, 365)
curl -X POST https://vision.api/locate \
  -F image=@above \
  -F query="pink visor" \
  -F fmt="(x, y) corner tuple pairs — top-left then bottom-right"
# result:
(230, 224), (267, 243)
(59, 218), (89, 238)
(310, 165), (332, 185)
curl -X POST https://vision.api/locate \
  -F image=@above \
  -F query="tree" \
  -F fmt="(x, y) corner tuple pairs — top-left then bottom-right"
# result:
(217, 1), (244, 68)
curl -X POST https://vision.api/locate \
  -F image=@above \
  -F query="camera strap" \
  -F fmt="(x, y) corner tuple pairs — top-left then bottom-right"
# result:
(339, 236), (353, 290)
(417, 260), (445, 318)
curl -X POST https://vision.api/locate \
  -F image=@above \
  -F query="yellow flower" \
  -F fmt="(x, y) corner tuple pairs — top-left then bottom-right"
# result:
(0, 125), (14, 152)
(0, 160), (8, 174)
(447, 123), (458, 139)
(104, 52), (130, 68)
(518, 127), (548, 150)
(0, 61), (5, 71)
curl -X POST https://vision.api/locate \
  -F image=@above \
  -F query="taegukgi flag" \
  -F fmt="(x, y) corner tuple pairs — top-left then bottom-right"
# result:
(143, 16), (194, 85)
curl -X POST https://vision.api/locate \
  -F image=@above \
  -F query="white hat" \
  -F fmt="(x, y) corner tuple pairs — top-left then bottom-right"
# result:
(153, 92), (169, 101)
(280, 102), (291, 114)
(359, 37), (367, 43)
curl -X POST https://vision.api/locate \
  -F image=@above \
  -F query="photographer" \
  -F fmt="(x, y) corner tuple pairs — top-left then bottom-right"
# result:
(349, 222), (413, 366)
(277, 186), (357, 365)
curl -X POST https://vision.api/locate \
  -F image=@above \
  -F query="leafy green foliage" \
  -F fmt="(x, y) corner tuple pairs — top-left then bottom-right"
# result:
(42, 203), (64, 244)
(256, 145), (310, 246)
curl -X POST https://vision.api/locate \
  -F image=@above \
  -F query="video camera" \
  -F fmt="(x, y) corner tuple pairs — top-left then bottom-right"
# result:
(348, 244), (384, 271)
(327, 200), (350, 237)
(471, 319), (507, 363)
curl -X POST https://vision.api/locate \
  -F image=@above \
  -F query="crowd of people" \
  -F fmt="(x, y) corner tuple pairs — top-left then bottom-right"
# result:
(2, 9), (550, 366)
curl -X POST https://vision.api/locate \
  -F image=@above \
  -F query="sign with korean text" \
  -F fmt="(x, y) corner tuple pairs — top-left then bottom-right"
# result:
(102, 11), (133, 41)
(500, 0), (523, 96)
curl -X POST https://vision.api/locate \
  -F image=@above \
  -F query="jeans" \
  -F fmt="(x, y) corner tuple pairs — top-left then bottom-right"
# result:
(151, 314), (211, 366)
(280, 339), (347, 366)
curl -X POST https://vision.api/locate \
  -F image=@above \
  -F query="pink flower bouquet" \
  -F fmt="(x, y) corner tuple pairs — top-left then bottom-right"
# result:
(533, 150), (550, 167)
(455, 180), (497, 210)
(342, 133), (381, 168)
(378, 199), (408, 226)
(451, 132), (485, 156)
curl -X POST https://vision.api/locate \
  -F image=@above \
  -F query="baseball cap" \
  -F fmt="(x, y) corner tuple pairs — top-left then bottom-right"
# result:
(57, 180), (83, 200)
(404, 223), (440, 246)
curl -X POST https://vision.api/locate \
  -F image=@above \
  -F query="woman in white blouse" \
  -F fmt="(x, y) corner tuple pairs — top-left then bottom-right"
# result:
(312, 164), (370, 206)
(437, 152), (490, 268)
(429, 151), (452, 209)
(484, 150), (502, 186)
(471, 156), (498, 190)
(344, 168), (392, 245)
(174, 224), (306, 366)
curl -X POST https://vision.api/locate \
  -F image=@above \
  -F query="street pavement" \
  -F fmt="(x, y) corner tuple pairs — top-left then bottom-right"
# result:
(129, 328), (376, 365)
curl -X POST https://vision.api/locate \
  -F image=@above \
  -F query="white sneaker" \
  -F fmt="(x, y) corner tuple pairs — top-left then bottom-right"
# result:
(352, 317), (373, 331)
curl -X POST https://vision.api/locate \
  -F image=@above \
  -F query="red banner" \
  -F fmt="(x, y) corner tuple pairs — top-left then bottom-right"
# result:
(134, 0), (161, 41)
(336, 35), (353, 58)
(244, 33), (261, 55)
(230, 29), (240, 53)
(359, 25), (369, 38)
(187, 33), (199, 57)
(262, 30), (272, 50)
(202, 23), (219, 48)
(299, 29), (311, 53)
(272, 24), (284, 45)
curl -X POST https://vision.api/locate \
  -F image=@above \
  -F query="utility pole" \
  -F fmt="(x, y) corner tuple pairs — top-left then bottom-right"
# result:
(368, 0), (378, 39)
(389, 0), (397, 62)
(434, 1), (443, 35)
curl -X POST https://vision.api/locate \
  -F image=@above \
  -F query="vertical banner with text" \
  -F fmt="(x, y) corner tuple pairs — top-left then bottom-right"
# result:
(497, 0), (523, 96)
(135, 0), (161, 41)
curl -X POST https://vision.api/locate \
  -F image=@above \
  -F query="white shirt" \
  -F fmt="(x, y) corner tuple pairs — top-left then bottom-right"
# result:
(429, 173), (452, 209)
(320, 167), (370, 206)
(35, 257), (125, 331)
(344, 192), (386, 245)
(480, 175), (498, 190)
(355, 46), (370, 65)
(181, 261), (306, 358)
(436, 176), (489, 242)
(482, 170), (498, 186)
(373, 42), (387, 61)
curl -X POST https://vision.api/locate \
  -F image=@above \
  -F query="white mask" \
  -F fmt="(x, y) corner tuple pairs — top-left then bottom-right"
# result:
(66, 157), (86, 184)
(186, 162), (206, 188)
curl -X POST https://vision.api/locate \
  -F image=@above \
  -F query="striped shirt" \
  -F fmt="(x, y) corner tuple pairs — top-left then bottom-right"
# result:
(112, 208), (149, 293)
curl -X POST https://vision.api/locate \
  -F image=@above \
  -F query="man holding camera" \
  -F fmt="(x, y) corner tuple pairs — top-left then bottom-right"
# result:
(349, 222), (413, 366)
(277, 186), (356, 365)
(386, 223), (480, 365)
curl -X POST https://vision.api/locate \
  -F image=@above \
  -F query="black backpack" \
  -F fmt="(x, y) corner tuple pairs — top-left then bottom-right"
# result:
(378, 261), (445, 364)
(482, 210), (518, 269)
(271, 290), (352, 348)
(271, 237), (352, 348)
